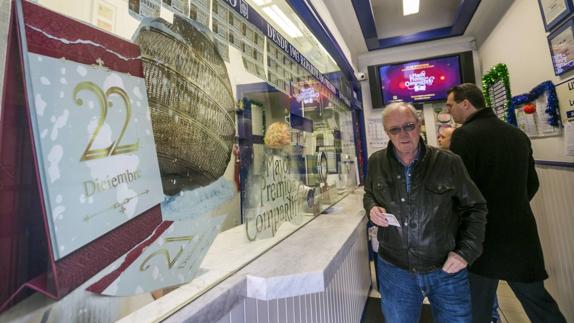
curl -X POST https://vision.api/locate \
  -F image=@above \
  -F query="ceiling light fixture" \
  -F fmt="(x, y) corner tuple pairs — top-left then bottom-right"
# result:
(262, 5), (303, 38)
(403, 0), (420, 16)
(251, 0), (272, 6)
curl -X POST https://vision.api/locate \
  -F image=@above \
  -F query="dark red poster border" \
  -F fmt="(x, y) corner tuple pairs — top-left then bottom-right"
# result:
(1, 0), (163, 313)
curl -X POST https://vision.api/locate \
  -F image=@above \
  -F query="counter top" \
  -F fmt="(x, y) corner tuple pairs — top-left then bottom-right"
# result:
(119, 188), (367, 322)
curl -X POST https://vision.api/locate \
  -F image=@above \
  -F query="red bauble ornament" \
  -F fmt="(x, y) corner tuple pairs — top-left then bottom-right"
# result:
(523, 103), (536, 114)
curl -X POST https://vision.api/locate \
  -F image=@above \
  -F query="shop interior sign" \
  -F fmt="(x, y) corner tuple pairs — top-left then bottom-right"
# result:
(511, 81), (562, 138)
(27, 53), (164, 260)
(244, 151), (305, 240)
(367, 117), (389, 153)
(538, 0), (574, 31)
(548, 18), (574, 75)
(555, 78), (574, 124)
(554, 79), (574, 155)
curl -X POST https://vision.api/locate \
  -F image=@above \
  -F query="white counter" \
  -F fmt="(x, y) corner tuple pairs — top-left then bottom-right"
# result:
(120, 188), (371, 323)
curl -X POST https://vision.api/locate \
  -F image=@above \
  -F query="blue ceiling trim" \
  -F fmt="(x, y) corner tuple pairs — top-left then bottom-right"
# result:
(377, 26), (452, 49)
(351, 0), (378, 41)
(285, 0), (359, 93)
(451, 0), (481, 35)
(354, 0), (481, 51)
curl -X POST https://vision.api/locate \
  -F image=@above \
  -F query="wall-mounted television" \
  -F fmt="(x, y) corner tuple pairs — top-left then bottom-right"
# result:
(379, 55), (461, 104)
(367, 51), (475, 109)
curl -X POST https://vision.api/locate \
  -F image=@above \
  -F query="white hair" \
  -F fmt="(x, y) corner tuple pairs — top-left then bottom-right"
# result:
(381, 102), (420, 128)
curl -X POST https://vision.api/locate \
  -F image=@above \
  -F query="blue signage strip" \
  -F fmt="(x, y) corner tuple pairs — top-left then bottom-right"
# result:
(221, 0), (340, 100)
(535, 160), (574, 168)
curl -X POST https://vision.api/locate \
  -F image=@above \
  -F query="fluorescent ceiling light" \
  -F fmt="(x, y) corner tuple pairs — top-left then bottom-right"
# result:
(403, 0), (420, 16)
(262, 5), (303, 38)
(252, 0), (272, 6)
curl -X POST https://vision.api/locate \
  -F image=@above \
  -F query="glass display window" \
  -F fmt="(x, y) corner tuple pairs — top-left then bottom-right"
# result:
(0, 0), (361, 320)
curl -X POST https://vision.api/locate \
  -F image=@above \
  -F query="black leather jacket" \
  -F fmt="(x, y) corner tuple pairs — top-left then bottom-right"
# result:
(364, 142), (487, 272)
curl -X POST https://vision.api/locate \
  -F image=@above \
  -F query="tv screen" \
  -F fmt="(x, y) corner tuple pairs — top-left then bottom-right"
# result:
(378, 55), (461, 104)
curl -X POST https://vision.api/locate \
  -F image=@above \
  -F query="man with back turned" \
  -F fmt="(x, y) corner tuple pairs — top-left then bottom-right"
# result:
(364, 102), (487, 322)
(446, 83), (566, 323)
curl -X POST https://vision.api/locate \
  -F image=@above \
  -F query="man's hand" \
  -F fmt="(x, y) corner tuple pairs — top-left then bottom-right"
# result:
(369, 206), (389, 227)
(442, 251), (468, 274)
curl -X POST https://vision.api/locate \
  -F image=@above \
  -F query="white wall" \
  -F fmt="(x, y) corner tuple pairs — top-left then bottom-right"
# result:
(479, 0), (574, 164)
(530, 166), (574, 322)
(479, 0), (574, 320)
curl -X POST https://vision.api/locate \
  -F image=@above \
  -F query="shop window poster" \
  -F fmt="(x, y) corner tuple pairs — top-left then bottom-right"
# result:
(0, 1), (170, 311)
(26, 53), (164, 260)
(12, 0), (166, 262)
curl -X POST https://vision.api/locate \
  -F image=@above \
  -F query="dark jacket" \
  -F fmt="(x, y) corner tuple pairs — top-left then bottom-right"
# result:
(363, 141), (487, 272)
(450, 108), (548, 282)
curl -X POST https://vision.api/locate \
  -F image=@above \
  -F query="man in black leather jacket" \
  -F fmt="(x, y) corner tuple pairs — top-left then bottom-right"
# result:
(364, 102), (487, 323)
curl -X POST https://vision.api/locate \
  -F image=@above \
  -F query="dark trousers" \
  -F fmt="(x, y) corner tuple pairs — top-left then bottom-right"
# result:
(469, 272), (566, 323)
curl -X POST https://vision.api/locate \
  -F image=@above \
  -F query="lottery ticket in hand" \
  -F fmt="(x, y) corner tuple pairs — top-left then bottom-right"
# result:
(383, 213), (401, 227)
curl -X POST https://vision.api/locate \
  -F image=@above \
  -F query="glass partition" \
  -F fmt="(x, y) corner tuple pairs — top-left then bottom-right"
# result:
(0, 0), (360, 321)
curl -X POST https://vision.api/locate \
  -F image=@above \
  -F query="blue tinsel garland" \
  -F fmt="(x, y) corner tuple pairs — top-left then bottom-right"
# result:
(509, 81), (561, 127)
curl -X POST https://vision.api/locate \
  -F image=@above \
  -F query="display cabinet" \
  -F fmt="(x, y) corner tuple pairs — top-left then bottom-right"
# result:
(0, 0), (363, 321)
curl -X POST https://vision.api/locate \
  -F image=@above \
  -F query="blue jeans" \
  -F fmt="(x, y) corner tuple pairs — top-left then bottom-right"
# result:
(377, 255), (472, 323)
(492, 296), (500, 321)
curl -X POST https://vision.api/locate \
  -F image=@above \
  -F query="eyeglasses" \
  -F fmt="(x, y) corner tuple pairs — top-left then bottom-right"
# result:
(386, 122), (417, 135)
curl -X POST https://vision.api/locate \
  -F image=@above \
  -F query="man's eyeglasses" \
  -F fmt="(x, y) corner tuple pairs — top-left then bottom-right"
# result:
(386, 122), (417, 135)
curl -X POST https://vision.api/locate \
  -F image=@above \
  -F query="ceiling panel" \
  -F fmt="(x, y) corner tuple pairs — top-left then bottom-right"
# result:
(373, 0), (460, 39)
(348, 0), (480, 50)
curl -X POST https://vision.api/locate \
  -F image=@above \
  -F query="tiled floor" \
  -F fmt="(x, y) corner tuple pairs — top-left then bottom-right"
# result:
(497, 281), (530, 323)
(366, 261), (531, 322)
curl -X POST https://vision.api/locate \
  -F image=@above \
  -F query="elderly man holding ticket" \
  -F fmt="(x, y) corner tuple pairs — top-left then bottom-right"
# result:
(363, 102), (487, 323)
